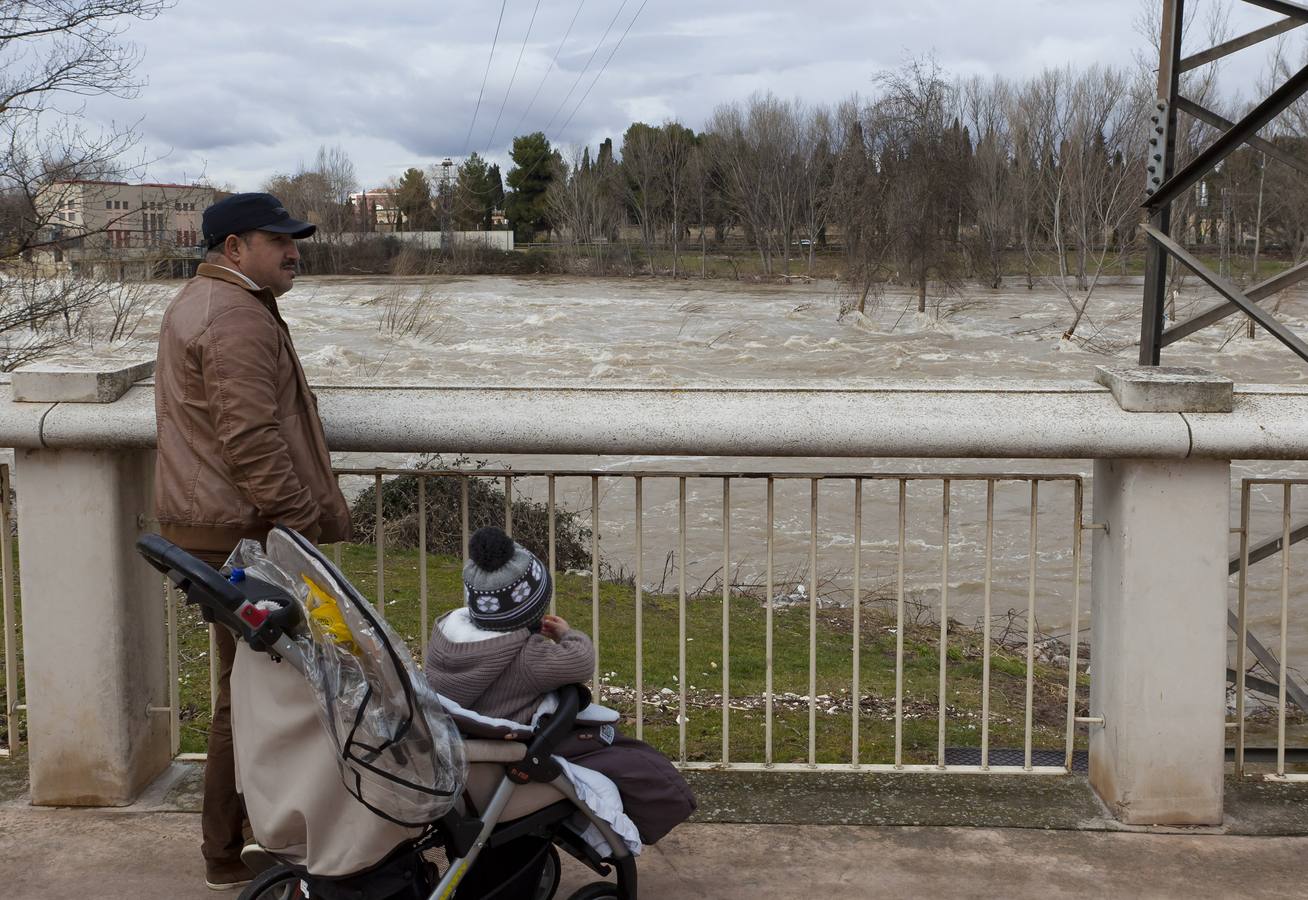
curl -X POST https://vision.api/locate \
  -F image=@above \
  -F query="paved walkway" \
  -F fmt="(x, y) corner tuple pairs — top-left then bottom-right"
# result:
(3, 806), (1307, 899)
(4, 761), (1308, 898)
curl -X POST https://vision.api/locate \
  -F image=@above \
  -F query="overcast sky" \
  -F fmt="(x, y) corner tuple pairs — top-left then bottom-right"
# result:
(84, 0), (1300, 192)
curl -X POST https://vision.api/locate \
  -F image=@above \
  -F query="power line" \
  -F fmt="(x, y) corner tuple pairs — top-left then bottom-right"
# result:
(513, 0), (587, 139)
(504, 0), (647, 197)
(542, 0), (629, 136)
(462, 0), (509, 156)
(556, 0), (649, 139)
(485, 0), (543, 153)
(485, 0), (647, 208)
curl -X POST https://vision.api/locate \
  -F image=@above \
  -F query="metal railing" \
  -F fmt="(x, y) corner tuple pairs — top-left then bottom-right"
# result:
(230, 464), (1091, 775)
(0, 466), (20, 758)
(1234, 477), (1308, 781)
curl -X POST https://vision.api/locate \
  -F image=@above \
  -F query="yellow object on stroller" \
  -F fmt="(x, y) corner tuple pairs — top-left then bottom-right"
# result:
(137, 527), (638, 900)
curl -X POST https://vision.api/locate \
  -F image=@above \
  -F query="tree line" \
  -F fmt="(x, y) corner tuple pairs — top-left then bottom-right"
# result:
(502, 50), (1308, 339)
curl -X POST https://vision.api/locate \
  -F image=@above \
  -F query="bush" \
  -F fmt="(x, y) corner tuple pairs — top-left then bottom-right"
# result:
(350, 456), (592, 571)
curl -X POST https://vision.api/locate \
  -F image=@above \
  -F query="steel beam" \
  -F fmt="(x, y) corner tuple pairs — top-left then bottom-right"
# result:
(1230, 519), (1308, 576)
(1140, 0), (1185, 365)
(1179, 17), (1303, 72)
(1161, 258), (1308, 345)
(1226, 517), (1308, 712)
(1227, 667), (1306, 705)
(1143, 224), (1308, 362)
(1241, 0), (1308, 22)
(1174, 96), (1308, 178)
(1146, 61), (1308, 212)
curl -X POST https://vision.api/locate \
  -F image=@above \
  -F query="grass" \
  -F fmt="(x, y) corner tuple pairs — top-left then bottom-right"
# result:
(169, 543), (1088, 762)
(0, 537), (1303, 771)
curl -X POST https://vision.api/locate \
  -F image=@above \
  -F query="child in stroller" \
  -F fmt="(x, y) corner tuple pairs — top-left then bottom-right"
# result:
(426, 527), (696, 849)
(136, 526), (646, 900)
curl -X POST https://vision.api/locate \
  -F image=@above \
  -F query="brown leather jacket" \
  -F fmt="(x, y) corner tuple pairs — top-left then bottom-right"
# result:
(154, 263), (352, 555)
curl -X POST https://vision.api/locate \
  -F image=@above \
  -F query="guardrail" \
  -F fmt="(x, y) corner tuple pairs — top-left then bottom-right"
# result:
(5, 371), (1301, 822)
(1234, 476), (1308, 781)
(170, 465), (1091, 772)
(0, 466), (18, 759)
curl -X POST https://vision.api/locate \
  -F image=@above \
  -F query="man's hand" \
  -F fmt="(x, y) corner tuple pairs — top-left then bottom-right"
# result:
(539, 614), (571, 640)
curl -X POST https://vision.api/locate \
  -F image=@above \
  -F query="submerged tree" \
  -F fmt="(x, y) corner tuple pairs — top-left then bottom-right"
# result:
(873, 57), (970, 313)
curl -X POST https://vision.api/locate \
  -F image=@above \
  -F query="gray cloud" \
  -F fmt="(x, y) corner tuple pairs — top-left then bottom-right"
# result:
(76, 0), (1294, 190)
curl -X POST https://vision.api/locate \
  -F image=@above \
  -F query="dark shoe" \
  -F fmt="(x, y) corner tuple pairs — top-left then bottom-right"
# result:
(205, 860), (255, 891)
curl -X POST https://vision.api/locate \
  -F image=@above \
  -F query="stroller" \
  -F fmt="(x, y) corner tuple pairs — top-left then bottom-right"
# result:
(137, 527), (637, 900)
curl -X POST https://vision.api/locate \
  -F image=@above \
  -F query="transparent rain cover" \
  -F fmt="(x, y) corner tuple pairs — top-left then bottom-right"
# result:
(227, 527), (465, 826)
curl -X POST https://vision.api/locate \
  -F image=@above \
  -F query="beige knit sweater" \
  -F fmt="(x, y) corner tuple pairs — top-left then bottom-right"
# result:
(423, 609), (596, 724)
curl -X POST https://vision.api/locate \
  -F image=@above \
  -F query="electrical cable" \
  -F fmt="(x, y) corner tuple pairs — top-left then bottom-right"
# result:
(512, 0), (587, 139)
(485, 0), (543, 153)
(483, 0), (648, 211)
(462, 0), (509, 156)
(556, 0), (649, 139)
(542, 0), (629, 136)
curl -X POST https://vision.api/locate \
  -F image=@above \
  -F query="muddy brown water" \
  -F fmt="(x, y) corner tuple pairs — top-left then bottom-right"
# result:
(75, 274), (1308, 696)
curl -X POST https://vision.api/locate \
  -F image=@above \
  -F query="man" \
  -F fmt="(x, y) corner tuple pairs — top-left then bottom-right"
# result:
(154, 192), (352, 890)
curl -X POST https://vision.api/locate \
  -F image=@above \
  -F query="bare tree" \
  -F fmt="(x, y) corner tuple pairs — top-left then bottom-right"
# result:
(547, 145), (623, 271)
(619, 123), (665, 273)
(960, 75), (1014, 289)
(660, 122), (696, 278)
(1009, 69), (1064, 290)
(0, 1), (174, 369)
(705, 103), (771, 273)
(705, 94), (807, 277)
(830, 96), (894, 314)
(1053, 66), (1148, 340)
(874, 57), (968, 313)
(796, 105), (837, 275)
(687, 142), (710, 277)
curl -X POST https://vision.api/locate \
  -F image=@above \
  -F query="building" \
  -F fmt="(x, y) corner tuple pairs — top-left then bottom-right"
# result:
(347, 188), (401, 232)
(35, 179), (217, 254)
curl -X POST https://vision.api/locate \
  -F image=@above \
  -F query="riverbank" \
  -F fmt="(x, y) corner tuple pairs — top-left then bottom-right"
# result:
(298, 238), (1299, 286)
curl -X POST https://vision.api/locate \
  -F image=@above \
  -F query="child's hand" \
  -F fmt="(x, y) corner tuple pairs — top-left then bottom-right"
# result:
(539, 614), (570, 640)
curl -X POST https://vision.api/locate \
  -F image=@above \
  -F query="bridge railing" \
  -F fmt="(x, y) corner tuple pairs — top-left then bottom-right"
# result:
(2, 366), (1305, 824)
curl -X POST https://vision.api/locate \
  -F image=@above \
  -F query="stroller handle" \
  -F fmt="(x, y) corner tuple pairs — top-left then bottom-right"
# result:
(136, 533), (304, 660)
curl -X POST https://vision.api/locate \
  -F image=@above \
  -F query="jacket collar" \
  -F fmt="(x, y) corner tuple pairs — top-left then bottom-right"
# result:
(196, 262), (278, 307)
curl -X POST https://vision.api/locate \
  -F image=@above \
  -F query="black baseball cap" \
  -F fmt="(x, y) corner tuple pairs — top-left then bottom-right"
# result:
(202, 192), (316, 249)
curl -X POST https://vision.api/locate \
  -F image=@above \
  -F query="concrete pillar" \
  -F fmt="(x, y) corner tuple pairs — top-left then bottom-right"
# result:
(1089, 366), (1233, 825)
(13, 361), (168, 806)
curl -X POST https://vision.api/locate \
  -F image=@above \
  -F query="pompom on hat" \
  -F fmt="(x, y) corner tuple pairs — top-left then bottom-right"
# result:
(463, 527), (553, 632)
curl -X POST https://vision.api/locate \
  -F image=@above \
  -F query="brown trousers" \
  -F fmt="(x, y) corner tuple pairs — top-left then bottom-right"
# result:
(202, 622), (248, 867)
(192, 546), (248, 870)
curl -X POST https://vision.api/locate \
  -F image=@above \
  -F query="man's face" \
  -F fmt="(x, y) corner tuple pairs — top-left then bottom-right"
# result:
(229, 230), (300, 296)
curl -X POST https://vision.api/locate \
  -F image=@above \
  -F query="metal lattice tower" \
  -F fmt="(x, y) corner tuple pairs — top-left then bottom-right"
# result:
(1140, 0), (1308, 365)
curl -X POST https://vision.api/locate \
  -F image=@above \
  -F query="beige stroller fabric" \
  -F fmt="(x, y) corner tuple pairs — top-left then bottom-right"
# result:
(231, 640), (423, 877)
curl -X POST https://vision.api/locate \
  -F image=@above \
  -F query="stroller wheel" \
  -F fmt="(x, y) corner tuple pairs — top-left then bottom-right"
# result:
(535, 844), (561, 900)
(237, 864), (306, 900)
(564, 882), (619, 900)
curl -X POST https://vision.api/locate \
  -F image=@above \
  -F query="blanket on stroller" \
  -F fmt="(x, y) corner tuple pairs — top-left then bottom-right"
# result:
(435, 693), (644, 858)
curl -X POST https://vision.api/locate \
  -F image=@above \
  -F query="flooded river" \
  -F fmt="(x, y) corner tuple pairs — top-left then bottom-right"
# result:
(99, 274), (1308, 678)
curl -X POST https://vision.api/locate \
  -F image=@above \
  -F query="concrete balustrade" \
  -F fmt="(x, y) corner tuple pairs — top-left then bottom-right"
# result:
(5, 365), (1304, 823)
(12, 362), (168, 806)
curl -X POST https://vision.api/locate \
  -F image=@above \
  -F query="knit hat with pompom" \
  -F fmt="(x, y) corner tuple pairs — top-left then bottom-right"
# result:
(463, 527), (552, 632)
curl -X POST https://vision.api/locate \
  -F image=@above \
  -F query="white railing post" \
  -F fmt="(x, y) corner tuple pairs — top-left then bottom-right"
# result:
(1089, 366), (1233, 826)
(11, 361), (169, 806)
